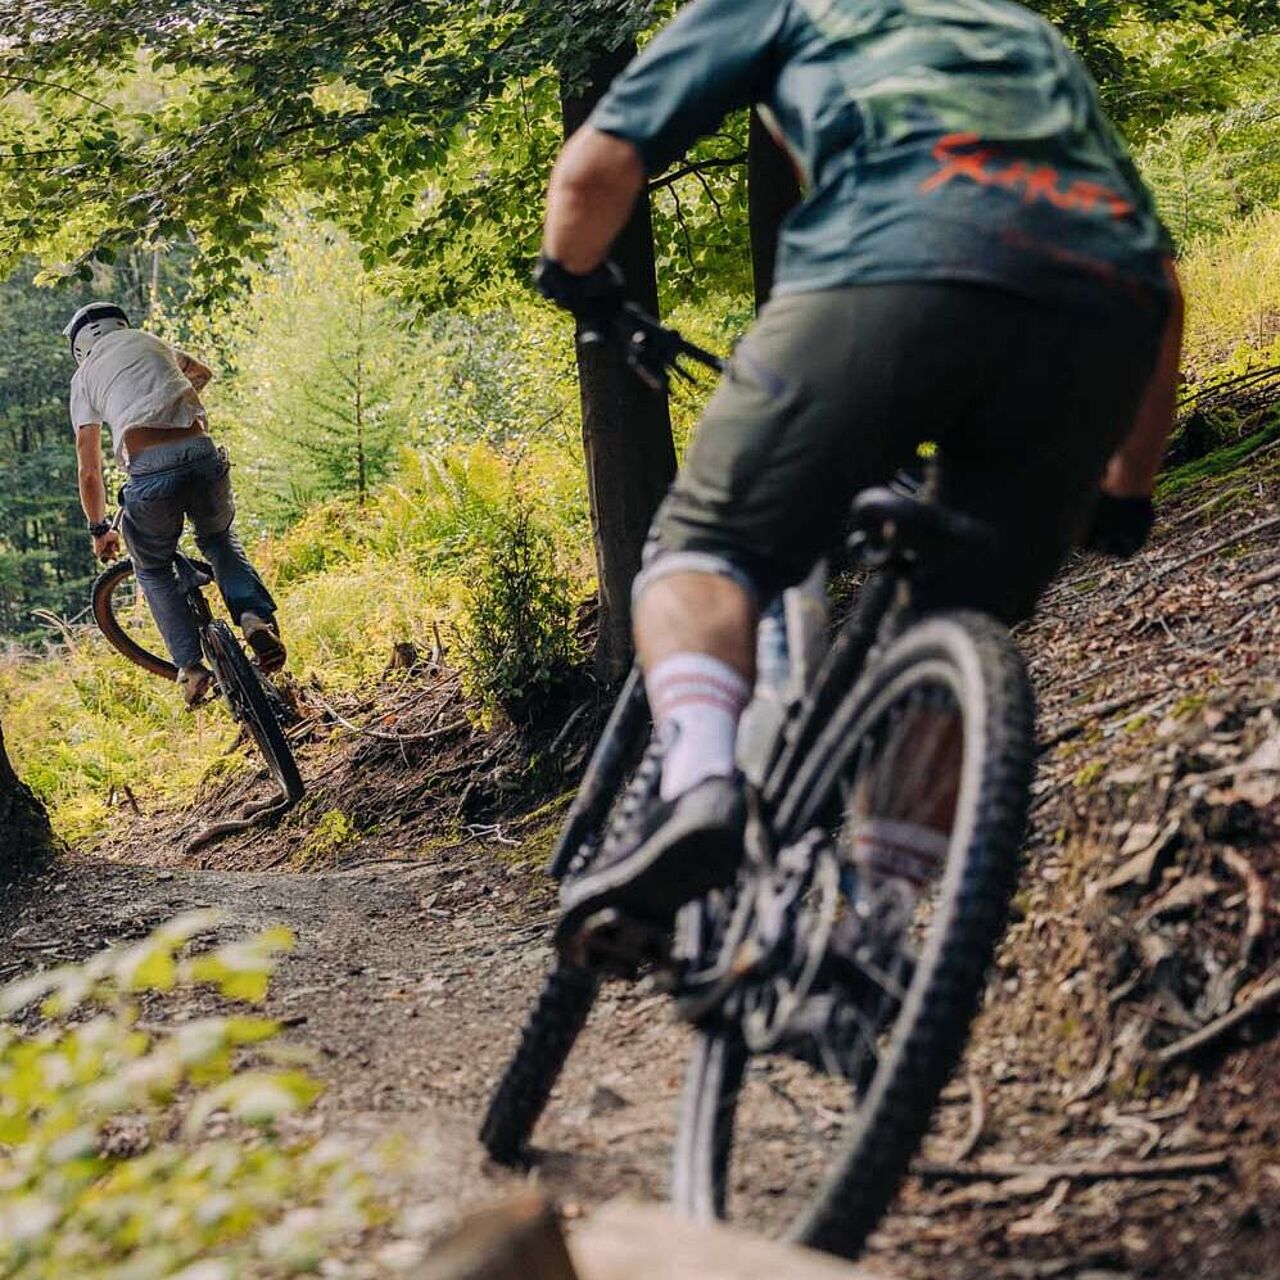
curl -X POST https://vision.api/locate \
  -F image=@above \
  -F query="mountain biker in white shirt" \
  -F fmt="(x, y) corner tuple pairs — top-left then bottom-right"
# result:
(67, 302), (286, 707)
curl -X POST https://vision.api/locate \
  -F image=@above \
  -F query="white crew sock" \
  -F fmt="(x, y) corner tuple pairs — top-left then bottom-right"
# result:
(646, 654), (751, 802)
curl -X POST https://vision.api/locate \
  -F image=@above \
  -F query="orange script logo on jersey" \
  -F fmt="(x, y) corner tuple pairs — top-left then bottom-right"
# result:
(919, 132), (1134, 220)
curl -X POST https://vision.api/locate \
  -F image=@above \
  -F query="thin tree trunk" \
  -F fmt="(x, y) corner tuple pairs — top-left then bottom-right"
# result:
(354, 284), (367, 505)
(149, 247), (163, 322)
(748, 109), (802, 311)
(0, 720), (56, 880)
(562, 45), (676, 684)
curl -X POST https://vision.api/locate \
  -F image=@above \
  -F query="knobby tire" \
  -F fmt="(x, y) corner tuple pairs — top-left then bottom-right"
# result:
(480, 705), (654, 1165)
(205, 619), (304, 804)
(91, 559), (179, 681)
(673, 611), (1036, 1259)
(479, 961), (600, 1164)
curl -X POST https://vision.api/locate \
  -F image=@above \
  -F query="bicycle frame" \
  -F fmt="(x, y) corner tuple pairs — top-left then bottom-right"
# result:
(173, 551), (216, 632)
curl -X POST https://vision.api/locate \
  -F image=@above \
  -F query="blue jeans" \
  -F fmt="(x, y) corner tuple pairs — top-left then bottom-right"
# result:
(119, 437), (277, 668)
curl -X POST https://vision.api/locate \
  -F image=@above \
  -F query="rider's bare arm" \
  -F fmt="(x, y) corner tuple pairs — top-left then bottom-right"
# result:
(177, 350), (213, 392)
(76, 424), (121, 561)
(1101, 258), (1185, 499)
(543, 127), (646, 273)
(76, 424), (108, 524)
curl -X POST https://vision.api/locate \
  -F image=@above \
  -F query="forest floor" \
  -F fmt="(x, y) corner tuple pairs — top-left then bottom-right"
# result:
(5, 444), (1280, 1279)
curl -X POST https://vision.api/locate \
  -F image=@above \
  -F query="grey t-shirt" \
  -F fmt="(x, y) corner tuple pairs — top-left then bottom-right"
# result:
(590, 0), (1173, 310)
(68, 329), (205, 465)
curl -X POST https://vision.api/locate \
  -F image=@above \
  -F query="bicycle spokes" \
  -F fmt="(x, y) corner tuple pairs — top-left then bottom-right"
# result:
(689, 676), (966, 1233)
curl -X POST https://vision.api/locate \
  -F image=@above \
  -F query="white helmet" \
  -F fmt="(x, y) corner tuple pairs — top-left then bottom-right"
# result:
(63, 302), (130, 365)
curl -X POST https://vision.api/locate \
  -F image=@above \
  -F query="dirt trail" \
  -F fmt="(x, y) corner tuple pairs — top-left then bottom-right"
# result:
(7, 458), (1280, 1279)
(0, 845), (697, 1237)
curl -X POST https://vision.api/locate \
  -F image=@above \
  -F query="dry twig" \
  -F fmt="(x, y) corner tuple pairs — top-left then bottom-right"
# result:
(185, 792), (295, 855)
(1220, 847), (1271, 964)
(916, 1151), (1231, 1184)
(1039, 690), (1157, 751)
(314, 689), (467, 745)
(1156, 973), (1280, 1065)
(1119, 514), (1280, 603)
(950, 1071), (987, 1163)
(1245, 563), (1280, 590)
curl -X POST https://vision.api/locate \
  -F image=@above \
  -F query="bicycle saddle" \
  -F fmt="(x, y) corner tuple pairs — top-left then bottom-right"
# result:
(173, 554), (216, 591)
(849, 487), (996, 552)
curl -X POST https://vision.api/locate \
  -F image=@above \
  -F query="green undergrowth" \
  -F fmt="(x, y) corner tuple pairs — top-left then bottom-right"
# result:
(0, 438), (594, 843)
(0, 912), (419, 1279)
(5, 204), (1280, 850)
(1158, 413), (1280, 499)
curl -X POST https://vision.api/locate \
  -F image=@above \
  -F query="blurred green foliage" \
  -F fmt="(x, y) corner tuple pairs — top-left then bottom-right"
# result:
(0, 912), (401, 1279)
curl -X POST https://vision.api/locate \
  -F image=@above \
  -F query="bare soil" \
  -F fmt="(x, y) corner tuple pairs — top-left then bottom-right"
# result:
(7, 456), (1280, 1278)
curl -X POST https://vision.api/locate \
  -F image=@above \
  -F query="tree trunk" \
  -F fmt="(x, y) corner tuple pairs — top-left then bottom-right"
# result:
(748, 109), (802, 311)
(562, 46), (677, 684)
(0, 719), (56, 880)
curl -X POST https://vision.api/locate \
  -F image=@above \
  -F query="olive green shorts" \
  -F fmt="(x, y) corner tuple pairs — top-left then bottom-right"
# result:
(651, 282), (1165, 622)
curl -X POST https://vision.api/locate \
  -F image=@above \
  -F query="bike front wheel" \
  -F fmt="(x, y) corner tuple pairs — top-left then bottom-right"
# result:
(673, 611), (1035, 1258)
(481, 677), (654, 1166)
(205, 619), (304, 804)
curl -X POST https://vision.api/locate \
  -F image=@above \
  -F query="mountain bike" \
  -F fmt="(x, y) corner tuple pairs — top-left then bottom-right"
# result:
(92, 536), (305, 805)
(480, 304), (1037, 1259)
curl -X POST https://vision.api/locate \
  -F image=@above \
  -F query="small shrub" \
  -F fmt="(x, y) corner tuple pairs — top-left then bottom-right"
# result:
(456, 503), (578, 723)
(294, 809), (360, 869)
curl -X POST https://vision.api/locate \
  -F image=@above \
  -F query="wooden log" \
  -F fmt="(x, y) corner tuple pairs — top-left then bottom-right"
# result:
(569, 1202), (886, 1279)
(416, 1192), (579, 1280)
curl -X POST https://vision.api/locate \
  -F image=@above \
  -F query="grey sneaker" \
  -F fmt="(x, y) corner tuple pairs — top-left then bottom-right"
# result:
(177, 662), (213, 708)
(557, 774), (746, 946)
(241, 613), (286, 673)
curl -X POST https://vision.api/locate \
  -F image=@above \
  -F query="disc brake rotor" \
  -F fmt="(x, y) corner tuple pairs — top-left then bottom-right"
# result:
(740, 832), (841, 1054)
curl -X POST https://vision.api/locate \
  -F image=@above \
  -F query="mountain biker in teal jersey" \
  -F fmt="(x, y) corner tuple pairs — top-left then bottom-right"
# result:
(67, 303), (286, 707)
(535, 0), (1185, 939)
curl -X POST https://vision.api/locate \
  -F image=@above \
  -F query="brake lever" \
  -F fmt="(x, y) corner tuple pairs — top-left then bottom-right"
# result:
(583, 304), (726, 392)
(625, 348), (669, 393)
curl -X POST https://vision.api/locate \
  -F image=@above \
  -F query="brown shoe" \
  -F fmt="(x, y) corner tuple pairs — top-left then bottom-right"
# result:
(241, 613), (286, 673)
(178, 662), (214, 708)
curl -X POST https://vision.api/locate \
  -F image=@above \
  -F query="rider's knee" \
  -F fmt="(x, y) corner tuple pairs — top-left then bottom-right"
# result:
(632, 549), (763, 613)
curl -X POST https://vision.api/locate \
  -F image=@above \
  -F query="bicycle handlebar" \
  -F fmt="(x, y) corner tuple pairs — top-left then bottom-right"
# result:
(582, 303), (725, 392)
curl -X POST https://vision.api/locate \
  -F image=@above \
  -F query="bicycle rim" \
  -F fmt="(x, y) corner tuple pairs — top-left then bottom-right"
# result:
(673, 611), (1035, 1258)
(206, 620), (304, 803)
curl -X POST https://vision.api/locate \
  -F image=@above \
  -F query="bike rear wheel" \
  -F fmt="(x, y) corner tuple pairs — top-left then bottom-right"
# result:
(673, 611), (1035, 1257)
(204, 619), (304, 804)
(91, 559), (180, 681)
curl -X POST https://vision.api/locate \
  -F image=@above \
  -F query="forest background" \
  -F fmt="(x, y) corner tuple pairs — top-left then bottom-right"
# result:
(3, 0), (1280, 842)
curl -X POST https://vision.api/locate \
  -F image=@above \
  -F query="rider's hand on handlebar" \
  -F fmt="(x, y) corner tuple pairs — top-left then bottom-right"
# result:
(93, 529), (123, 563)
(534, 254), (627, 339)
(1083, 493), (1154, 559)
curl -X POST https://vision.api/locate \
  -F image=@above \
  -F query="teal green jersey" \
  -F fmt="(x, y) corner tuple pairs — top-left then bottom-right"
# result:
(590, 0), (1173, 309)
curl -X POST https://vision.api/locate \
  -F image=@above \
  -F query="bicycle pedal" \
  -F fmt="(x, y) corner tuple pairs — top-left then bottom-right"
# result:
(560, 908), (669, 976)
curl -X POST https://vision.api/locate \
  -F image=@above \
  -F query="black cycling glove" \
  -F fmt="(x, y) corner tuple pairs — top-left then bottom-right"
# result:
(534, 254), (626, 337)
(1084, 493), (1155, 559)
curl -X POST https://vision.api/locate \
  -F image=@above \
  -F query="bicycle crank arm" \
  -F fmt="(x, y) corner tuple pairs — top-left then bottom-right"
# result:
(558, 908), (671, 979)
(670, 936), (766, 1026)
